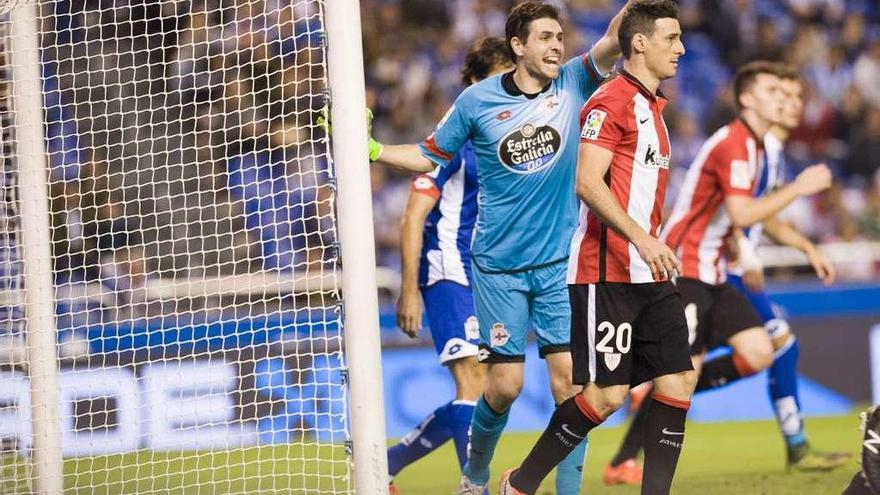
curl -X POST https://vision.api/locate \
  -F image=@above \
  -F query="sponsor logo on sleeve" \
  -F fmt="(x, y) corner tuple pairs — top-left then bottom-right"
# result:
(412, 176), (435, 190)
(581, 109), (607, 140)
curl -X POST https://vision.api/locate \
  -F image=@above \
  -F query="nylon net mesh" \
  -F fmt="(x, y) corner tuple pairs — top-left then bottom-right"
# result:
(0, 1), (352, 493)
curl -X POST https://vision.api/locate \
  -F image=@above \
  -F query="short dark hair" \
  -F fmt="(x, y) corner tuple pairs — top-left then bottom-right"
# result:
(774, 62), (802, 84)
(505, 1), (562, 62)
(618, 0), (680, 59)
(733, 60), (786, 111)
(461, 37), (510, 86)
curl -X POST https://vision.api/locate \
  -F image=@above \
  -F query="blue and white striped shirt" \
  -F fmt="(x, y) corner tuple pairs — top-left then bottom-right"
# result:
(415, 142), (479, 287)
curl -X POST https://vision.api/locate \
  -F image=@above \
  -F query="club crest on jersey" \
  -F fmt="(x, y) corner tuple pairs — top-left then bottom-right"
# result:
(643, 143), (670, 169)
(604, 352), (621, 371)
(490, 323), (509, 347)
(581, 109), (607, 140)
(497, 122), (561, 174)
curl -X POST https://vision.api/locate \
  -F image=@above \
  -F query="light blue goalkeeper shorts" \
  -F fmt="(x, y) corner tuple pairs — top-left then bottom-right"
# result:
(472, 258), (571, 363)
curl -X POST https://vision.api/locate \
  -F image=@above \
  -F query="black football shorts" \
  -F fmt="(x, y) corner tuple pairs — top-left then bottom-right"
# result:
(570, 281), (694, 387)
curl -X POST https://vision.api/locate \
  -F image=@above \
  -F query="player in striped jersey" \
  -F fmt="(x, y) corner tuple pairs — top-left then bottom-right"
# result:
(502, 3), (695, 494)
(373, 1), (630, 492)
(660, 61), (831, 403)
(603, 63), (848, 482)
(725, 66), (850, 470)
(385, 37), (512, 493)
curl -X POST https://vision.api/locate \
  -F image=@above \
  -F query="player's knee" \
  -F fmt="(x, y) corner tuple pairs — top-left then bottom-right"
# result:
(485, 375), (523, 409)
(680, 369), (698, 393)
(548, 373), (578, 403)
(602, 395), (627, 414)
(582, 385), (629, 418)
(731, 328), (774, 372)
(454, 359), (487, 400)
(654, 369), (697, 399)
(737, 346), (773, 372)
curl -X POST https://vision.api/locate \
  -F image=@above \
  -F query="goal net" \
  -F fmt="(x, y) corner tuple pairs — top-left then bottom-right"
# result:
(0, 1), (357, 493)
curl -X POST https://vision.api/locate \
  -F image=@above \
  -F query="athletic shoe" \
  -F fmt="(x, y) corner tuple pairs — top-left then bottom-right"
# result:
(861, 406), (880, 492)
(455, 475), (487, 495)
(603, 458), (644, 485)
(498, 468), (526, 495)
(787, 441), (852, 471)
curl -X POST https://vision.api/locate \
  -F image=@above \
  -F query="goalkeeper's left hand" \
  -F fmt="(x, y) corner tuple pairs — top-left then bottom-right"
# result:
(317, 106), (384, 162)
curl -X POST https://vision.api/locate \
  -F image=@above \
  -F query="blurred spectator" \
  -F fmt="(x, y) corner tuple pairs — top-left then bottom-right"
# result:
(833, 85), (866, 141)
(742, 17), (785, 63)
(854, 39), (880, 108)
(63, 168), (151, 320)
(806, 45), (852, 109)
(829, 217), (875, 280)
(370, 166), (407, 270)
(840, 13), (867, 62)
(786, 0), (846, 24)
(43, 0), (880, 282)
(670, 112), (706, 171)
(845, 106), (880, 180)
(787, 82), (837, 161)
(858, 183), (880, 239)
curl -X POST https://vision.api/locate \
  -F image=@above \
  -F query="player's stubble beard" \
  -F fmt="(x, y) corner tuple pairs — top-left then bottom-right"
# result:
(520, 51), (562, 87)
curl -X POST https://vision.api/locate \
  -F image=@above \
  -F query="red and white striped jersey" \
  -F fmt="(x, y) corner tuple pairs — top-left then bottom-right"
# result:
(661, 119), (764, 285)
(567, 71), (672, 284)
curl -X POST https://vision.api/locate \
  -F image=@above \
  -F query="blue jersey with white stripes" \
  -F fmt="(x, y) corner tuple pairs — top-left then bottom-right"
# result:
(744, 133), (786, 244)
(419, 55), (605, 273)
(416, 143), (479, 287)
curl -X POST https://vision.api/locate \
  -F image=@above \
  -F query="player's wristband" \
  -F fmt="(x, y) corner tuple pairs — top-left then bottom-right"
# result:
(368, 138), (383, 162)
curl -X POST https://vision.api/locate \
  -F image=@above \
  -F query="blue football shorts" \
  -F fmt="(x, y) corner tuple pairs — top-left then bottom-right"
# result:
(471, 259), (571, 363)
(421, 280), (480, 365)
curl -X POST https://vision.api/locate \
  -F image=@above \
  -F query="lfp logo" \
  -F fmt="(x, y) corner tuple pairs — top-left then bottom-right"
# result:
(498, 122), (561, 174)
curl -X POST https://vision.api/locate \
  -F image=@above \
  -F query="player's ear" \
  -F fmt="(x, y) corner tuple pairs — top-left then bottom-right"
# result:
(511, 37), (526, 58)
(632, 33), (647, 55)
(738, 91), (754, 112)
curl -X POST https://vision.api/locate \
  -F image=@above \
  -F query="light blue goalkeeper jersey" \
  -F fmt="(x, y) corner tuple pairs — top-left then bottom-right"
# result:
(419, 54), (604, 273)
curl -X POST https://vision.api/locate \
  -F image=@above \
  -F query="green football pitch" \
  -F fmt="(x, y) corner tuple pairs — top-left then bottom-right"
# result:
(0, 412), (863, 494)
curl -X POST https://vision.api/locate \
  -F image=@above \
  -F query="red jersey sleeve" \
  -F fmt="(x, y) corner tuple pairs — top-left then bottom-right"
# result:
(409, 174), (440, 200)
(579, 99), (625, 152)
(711, 141), (754, 197)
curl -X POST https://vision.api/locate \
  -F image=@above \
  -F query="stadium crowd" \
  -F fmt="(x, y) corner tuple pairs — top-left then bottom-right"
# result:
(10, 0), (879, 327)
(362, 0), (880, 276)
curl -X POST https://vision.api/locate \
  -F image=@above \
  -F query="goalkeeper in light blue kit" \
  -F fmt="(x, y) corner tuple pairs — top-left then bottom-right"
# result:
(373, 2), (630, 492)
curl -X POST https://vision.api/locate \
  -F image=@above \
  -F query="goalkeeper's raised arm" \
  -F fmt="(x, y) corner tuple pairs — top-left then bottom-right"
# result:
(589, 0), (634, 74)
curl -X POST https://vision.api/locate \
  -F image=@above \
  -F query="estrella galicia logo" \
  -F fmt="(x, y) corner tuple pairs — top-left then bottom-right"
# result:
(498, 122), (561, 174)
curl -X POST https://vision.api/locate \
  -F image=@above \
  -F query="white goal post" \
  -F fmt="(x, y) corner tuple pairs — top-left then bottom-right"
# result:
(325, 0), (390, 492)
(2, 0), (388, 494)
